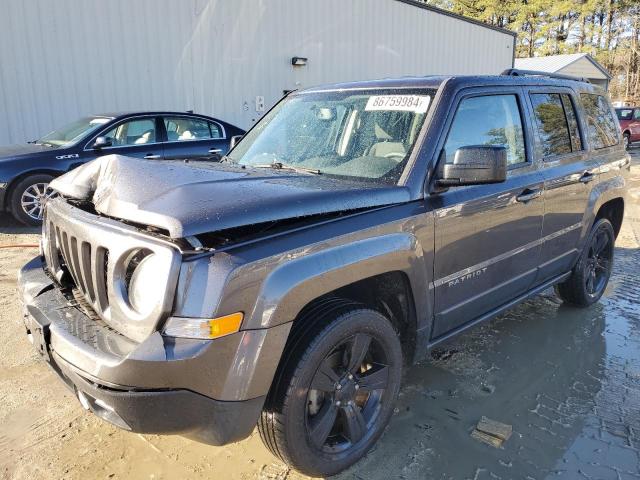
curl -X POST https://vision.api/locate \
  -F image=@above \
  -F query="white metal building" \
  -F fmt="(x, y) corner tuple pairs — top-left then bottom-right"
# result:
(0, 0), (515, 145)
(515, 54), (611, 90)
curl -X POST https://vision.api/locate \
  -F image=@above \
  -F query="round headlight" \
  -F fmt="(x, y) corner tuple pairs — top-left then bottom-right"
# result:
(127, 250), (166, 316)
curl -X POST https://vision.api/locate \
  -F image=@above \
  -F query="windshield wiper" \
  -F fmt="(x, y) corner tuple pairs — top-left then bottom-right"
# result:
(252, 162), (321, 175)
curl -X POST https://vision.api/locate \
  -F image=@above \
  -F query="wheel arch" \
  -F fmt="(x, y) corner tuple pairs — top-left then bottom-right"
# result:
(290, 271), (418, 365)
(595, 197), (624, 238)
(244, 233), (432, 363)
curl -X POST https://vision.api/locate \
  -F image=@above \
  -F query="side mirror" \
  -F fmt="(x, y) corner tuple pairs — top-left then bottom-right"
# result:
(230, 135), (243, 149)
(437, 145), (507, 186)
(92, 136), (112, 149)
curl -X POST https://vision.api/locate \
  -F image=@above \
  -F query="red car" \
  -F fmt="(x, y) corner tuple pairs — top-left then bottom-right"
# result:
(616, 107), (640, 149)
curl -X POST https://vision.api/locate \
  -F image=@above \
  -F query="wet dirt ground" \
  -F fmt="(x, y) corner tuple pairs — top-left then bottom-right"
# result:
(1, 150), (639, 480)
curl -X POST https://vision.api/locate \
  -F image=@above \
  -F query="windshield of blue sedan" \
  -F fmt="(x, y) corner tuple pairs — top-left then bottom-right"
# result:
(228, 89), (434, 184)
(38, 117), (111, 147)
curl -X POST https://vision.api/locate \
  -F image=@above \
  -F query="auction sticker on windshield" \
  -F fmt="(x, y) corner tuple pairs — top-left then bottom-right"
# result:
(365, 95), (430, 113)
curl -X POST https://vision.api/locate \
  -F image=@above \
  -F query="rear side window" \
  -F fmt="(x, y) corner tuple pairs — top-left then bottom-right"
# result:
(163, 117), (223, 141)
(530, 93), (572, 157)
(580, 94), (619, 149)
(443, 94), (526, 166)
(617, 109), (633, 120)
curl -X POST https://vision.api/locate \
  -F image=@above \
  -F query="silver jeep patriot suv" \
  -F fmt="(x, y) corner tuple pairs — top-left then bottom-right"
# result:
(19, 71), (629, 476)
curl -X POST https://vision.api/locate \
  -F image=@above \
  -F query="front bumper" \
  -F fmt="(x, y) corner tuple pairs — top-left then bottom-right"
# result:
(18, 256), (290, 445)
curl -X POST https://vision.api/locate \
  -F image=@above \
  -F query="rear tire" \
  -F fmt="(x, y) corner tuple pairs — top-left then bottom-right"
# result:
(9, 174), (54, 226)
(258, 299), (402, 477)
(623, 132), (631, 150)
(555, 218), (614, 307)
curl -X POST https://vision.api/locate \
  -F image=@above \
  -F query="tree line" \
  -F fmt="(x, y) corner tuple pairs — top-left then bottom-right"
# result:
(423, 0), (640, 102)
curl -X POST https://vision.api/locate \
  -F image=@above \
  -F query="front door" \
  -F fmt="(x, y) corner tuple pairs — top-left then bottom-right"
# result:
(631, 108), (640, 141)
(431, 89), (544, 339)
(85, 116), (164, 161)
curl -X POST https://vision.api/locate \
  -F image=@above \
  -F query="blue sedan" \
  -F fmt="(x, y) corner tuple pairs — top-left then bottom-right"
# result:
(0, 111), (244, 225)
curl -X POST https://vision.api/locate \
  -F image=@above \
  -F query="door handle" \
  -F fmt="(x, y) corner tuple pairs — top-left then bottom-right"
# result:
(579, 171), (595, 183)
(144, 154), (161, 159)
(516, 188), (542, 203)
(208, 148), (222, 154)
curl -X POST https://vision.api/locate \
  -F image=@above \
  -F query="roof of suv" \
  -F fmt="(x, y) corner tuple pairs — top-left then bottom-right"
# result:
(300, 74), (602, 94)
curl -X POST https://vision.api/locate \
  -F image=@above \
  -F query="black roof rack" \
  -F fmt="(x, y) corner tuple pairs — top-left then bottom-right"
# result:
(501, 68), (591, 84)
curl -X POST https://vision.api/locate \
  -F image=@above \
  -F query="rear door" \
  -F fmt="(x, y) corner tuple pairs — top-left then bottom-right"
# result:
(527, 89), (599, 282)
(632, 108), (640, 141)
(160, 115), (228, 160)
(83, 116), (164, 161)
(431, 87), (544, 338)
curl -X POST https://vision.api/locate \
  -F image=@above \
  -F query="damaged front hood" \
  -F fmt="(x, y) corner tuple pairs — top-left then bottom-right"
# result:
(49, 155), (411, 238)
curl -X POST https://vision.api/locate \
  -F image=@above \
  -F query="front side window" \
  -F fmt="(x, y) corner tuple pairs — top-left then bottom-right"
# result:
(39, 117), (111, 147)
(581, 94), (619, 149)
(102, 118), (157, 146)
(228, 89), (434, 184)
(634, 109), (640, 120)
(530, 93), (572, 157)
(163, 117), (221, 141)
(616, 108), (633, 120)
(443, 94), (526, 166)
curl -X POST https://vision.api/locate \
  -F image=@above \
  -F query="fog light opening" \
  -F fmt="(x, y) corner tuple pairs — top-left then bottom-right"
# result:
(77, 390), (91, 410)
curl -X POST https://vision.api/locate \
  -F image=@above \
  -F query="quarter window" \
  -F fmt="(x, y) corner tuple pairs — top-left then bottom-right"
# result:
(163, 117), (222, 141)
(580, 94), (619, 149)
(530, 93), (572, 157)
(444, 94), (526, 166)
(561, 95), (582, 152)
(102, 118), (157, 146)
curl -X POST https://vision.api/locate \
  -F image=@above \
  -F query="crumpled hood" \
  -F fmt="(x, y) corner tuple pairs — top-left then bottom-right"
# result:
(49, 155), (411, 238)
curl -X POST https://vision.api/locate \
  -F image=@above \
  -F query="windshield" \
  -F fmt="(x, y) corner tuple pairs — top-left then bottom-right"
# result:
(38, 116), (112, 147)
(616, 108), (633, 120)
(228, 89), (434, 184)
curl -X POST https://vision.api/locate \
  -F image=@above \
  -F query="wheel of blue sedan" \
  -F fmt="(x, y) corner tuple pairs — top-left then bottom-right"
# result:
(258, 301), (402, 477)
(10, 174), (54, 226)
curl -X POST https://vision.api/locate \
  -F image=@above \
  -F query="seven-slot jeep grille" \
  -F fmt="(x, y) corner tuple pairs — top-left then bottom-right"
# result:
(41, 198), (181, 342)
(46, 222), (110, 317)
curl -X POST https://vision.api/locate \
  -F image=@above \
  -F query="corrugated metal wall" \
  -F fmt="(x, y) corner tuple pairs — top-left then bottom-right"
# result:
(0, 0), (514, 145)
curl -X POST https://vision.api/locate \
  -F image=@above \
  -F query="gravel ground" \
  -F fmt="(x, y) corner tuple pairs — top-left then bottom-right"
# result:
(1, 150), (639, 480)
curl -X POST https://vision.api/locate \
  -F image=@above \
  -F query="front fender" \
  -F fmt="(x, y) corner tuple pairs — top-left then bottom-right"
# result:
(243, 232), (429, 330)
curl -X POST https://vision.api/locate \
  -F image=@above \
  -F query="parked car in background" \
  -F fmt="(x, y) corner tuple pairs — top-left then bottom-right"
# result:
(0, 111), (244, 225)
(615, 106), (640, 149)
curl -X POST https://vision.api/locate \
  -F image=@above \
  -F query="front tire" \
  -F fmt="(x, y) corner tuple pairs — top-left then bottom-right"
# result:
(555, 218), (615, 307)
(258, 299), (402, 477)
(9, 174), (54, 226)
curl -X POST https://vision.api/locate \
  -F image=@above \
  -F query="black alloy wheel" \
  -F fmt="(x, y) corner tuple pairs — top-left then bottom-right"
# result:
(258, 300), (402, 477)
(306, 333), (390, 452)
(555, 218), (615, 307)
(583, 224), (613, 298)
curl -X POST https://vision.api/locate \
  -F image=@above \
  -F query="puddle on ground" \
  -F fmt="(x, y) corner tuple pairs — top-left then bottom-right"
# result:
(336, 245), (640, 480)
